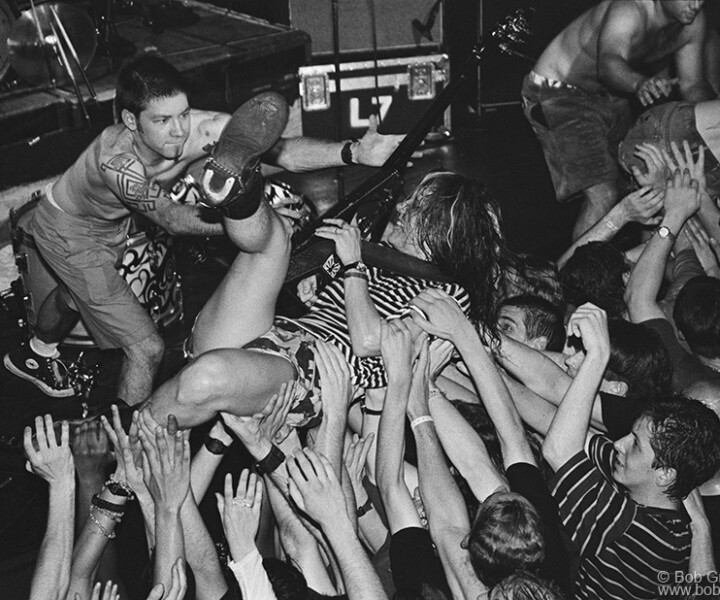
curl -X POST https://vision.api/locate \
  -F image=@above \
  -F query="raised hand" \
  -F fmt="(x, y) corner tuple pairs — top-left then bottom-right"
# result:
(409, 288), (471, 344)
(631, 143), (670, 189)
(315, 339), (353, 416)
(24, 415), (74, 483)
(355, 113), (404, 166)
(617, 185), (664, 226)
(216, 470), (263, 561)
(101, 407), (147, 501)
(314, 218), (363, 267)
(137, 413), (190, 512)
(80, 580), (119, 600)
(286, 448), (347, 525)
(566, 303), (610, 364)
(668, 140), (706, 193)
(72, 420), (113, 483)
(428, 338), (455, 381)
(663, 167), (700, 222)
(379, 318), (414, 381)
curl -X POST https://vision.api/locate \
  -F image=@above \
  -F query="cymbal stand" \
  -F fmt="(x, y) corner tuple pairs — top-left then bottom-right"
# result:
(33, 1), (97, 125)
(28, 0), (56, 87)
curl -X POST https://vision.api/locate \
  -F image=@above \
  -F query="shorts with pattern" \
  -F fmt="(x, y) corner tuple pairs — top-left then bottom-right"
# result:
(619, 101), (720, 199)
(522, 72), (631, 202)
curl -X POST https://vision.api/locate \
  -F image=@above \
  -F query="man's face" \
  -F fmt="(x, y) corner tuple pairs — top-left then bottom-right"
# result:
(387, 193), (425, 258)
(133, 93), (191, 160)
(497, 305), (530, 345)
(612, 416), (662, 491)
(661, 1), (705, 25)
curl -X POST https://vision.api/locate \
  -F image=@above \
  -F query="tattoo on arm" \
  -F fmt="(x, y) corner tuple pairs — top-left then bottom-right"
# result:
(100, 154), (165, 213)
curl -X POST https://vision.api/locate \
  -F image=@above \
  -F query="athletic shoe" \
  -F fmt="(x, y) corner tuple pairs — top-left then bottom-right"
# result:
(3, 343), (75, 398)
(200, 91), (289, 217)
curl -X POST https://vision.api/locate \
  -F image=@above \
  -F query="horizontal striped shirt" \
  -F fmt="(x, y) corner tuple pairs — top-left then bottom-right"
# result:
(552, 435), (691, 600)
(283, 263), (469, 389)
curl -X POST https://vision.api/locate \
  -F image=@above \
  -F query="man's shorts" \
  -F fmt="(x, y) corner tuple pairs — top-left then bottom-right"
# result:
(522, 71), (631, 202)
(29, 195), (157, 349)
(619, 101), (720, 199)
(242, 319), (322, 432)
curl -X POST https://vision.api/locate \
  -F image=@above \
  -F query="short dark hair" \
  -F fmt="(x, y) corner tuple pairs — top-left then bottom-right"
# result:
(502, 252), (564, 308)
(115, 53), (188, 119)
(468, 492), (545, 588)
(496, 295), (565, 351)
(606, 319), (672, 400)
(641, 395), (720, 501)
(560, 242), (628, 317)
(673, 276), (720, 359)
(490, 571), (565, 600)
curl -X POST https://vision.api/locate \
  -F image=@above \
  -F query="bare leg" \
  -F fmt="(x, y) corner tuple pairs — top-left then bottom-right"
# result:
(118, 331), (165, 406)
(572, 181), (619, 241)
(34, 285), (79, 343)
(145, 348), (295, 427)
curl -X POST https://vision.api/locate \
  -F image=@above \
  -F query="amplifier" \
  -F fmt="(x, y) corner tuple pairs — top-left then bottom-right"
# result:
(289, 0), (442, 57)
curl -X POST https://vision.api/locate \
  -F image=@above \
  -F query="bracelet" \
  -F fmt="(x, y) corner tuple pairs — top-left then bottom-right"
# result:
(341, 138), (358, 165)
(105, 477), (135, 500)
(204, 433), (230, 455)
(94, 506), (124, 522)
(344, 272), (368, 281)
(357, 497), (374, 518)
(92, 493), (127, 514)
(361, 405), (383, 416)
(89, 507), (117, 539)
(410, 416), (434, 430)
(255, 444), (286, 476)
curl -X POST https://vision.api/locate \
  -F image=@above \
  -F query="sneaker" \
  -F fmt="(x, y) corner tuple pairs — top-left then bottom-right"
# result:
(3, 343), (75, 398)
(200, 91), (289, 216)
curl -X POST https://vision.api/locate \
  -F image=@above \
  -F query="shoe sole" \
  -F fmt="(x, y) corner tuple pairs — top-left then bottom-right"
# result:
(3, 353), (75, 398)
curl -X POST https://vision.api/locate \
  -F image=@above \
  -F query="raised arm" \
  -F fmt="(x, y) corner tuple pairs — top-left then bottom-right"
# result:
(25, 416), (76, 600)
(376, 319), (425, 532)
(543, 304), (610, 471)
(626, 165), (700, 323)
(287, 448), (389, 600)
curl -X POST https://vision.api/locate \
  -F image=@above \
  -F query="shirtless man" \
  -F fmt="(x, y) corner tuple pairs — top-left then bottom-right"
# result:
(522, 0), (714, 241)
(3, 54), (401, 404)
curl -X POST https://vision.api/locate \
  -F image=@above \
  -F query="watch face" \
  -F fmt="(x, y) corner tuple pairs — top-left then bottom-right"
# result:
(658, 226), (671, 238)
(355, 262), (368, 273)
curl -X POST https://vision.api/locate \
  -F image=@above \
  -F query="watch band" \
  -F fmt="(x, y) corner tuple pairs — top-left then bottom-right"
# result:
(204, 433), (230, 455)
(341, 260), (367, 275)
(341, 138), (359, 165)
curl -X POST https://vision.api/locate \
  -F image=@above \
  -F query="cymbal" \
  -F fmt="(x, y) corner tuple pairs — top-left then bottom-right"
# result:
(7, 2), (96, 87)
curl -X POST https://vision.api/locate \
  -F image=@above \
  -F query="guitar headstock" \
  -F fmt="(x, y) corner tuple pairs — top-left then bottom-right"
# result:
(473, 9), (532, 60)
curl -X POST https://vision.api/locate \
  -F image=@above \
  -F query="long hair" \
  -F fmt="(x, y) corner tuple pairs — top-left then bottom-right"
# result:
(409, 172), (507, 338)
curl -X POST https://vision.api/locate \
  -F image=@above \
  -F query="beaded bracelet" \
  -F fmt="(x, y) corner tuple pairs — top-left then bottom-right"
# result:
(204, 433), (230, 455)
(94, 505), (124, 523)
(106, 477), (135, 500)
(92, 493), (126, 514)
(89, 507), (117, 539)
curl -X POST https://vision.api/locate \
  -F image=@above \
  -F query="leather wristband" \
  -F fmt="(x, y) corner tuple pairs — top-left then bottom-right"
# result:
(341, 138), (358, 165)
(205, 433), (230, 455)
(255, 444), (286, 476)
(92, 493), (127, 513)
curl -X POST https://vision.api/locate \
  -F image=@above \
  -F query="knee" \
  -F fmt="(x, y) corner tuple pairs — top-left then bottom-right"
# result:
(127, 332), (165, 365)
(177, 350), (237, 401)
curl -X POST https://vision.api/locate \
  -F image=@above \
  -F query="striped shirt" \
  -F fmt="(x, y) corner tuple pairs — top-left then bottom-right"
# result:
(552, 435), (691, 600)
(282, 264), (469, 389)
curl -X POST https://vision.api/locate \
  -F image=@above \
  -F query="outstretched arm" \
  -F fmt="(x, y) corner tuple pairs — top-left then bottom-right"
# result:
(263, 114), (403, 171)
(543, 304), (610, 471)
(25, 416), (76, 600)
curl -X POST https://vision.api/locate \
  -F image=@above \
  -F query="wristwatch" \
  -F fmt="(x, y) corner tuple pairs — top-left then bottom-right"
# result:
(656, 226), (676, 241)
(341, 261), (368, 275)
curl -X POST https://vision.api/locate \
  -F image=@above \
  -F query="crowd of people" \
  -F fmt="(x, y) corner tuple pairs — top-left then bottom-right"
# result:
(12, 1), (720, 599)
